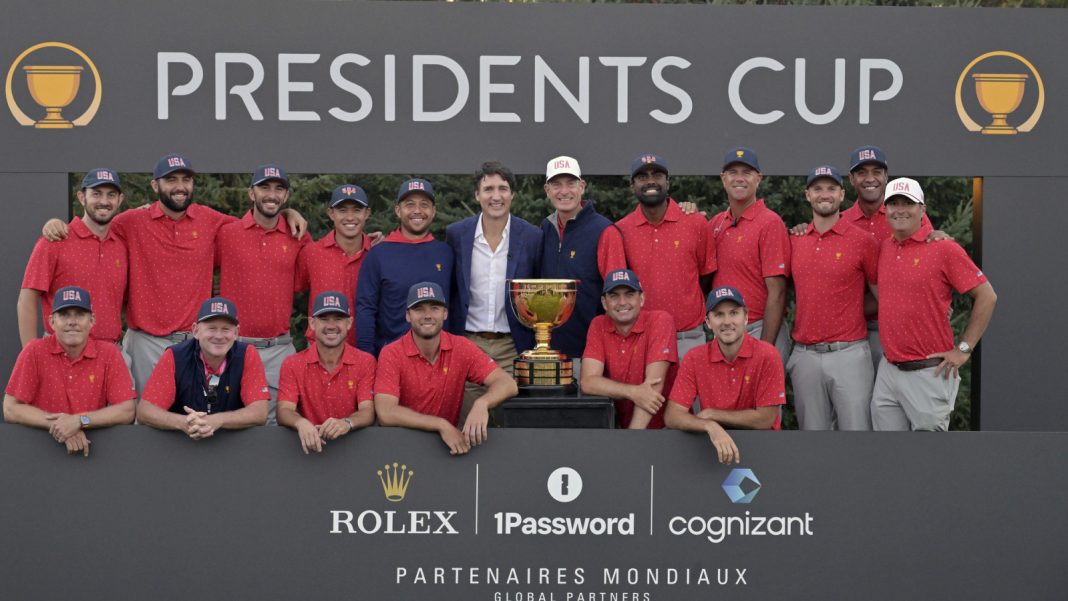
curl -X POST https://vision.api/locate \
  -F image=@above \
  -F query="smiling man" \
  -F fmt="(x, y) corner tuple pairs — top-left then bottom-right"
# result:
(665, 287), (786, 465)
(872, 178), (996, 431)
(374, 282), (517, 455)
(356, 179), (453, 356)
(4, 286), (135, 457)
(137, 297), (270, 439)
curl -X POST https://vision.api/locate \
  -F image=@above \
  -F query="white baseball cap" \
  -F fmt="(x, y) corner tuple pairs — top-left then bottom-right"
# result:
(884, 177), (925, 205)
(545, 155), (582, 181)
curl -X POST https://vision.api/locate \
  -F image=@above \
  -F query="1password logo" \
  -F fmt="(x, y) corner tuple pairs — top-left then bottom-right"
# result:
(547, 466), (583, 503)
(496, 466), (634, 536)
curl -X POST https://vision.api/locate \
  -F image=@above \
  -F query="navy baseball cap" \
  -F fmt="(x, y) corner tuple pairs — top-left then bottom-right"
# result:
(602, 269), (643, 294)
(251, 164), (289, 188)
(330, 184), (369, 208)
(630, 153), (669, 179)
(52, 286), (92, 313)
(706, 286), (746, 312)
(397, 178), (435, 203)
(197, 297), (238, 325)
(849, 145), (888, 172)
(81, 168), (122, 191)
(312, 291), (351, 317)
(406, 282), (447, 309)
(722, 147), (761, 172)
(806, 165), (843, 187)
(153, 153), (194, 179)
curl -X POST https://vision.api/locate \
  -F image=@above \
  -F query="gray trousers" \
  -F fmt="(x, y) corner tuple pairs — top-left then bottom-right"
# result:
(123, 328), (187, 398)
(676, 324), (707, 361)
(787, 340), (873, 430)
(866, 320), (883, 373)
(871, 357), (959, 431)
(745, 319), (792, 367)
(240, 335), (295, 426)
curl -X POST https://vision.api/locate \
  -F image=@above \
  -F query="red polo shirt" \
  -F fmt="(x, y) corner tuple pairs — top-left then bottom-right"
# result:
(375, 331), (498, 426)
(216, 211), (309, 338)
(5, 337), (134, 413)
(142, 345), (269, 409)
(296, 231), (373, 345)
(668, 335), (785, 430)
(112, 202), (234, 336)
(616, 200), (717, 331)
(877, 223), (988, 363)
(583, 310), (678, 429)
(789, 218), (879, 345)
(278, 343), (376, 425)
(841, 200), (932, 245)
(21, 217), (128, 342)
(709, 200), (790, 322)
(597, 225), (628, 278)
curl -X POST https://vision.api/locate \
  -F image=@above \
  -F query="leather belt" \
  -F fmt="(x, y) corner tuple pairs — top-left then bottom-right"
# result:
(240, 334), (293, 349)
(794, 339), (865, 354)
(163, 331), (193, 343)
(467, 331), (509, 340)
(892, 358), (942, 372)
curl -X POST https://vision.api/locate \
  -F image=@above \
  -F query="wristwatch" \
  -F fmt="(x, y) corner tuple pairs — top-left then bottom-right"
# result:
(79, 413), (91, 429)
(343, 417), (355, 433)
(958, 341), (972, 354)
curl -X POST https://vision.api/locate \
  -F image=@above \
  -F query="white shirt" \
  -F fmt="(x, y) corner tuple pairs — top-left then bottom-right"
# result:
(465, 214), (511, 333)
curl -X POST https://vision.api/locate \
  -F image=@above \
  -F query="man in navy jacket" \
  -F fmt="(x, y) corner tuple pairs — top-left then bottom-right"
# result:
(447, 161), (541, 421)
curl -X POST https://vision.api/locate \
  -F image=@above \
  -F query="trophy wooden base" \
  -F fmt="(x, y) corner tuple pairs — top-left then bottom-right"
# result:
(514, 356), (575, 396)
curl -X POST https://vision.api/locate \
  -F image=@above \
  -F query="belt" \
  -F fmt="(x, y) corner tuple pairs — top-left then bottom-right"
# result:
(892, 358), (942, 372)
(162, 331), (193, 343)
(466, 331), (509, 340)
(240, 334), (293, 349)
(794, 339), (865, 354)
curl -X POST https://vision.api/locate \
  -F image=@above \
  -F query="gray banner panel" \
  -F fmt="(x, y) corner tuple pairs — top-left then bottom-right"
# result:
(0, 3), (1064, 176)
(1, 425), (1065, 600)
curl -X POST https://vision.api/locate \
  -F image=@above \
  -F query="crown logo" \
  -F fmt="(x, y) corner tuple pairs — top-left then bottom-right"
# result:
(377, 462), (414, 502)
(736, 150), (744, 158)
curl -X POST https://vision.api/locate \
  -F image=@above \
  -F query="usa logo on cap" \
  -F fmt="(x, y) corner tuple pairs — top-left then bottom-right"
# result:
(408, 181), (425, 192)
(211, 301), (230, 315)
(62, 289), (83, 302)
(417, 286), (436, 300)
(168, 157), (186, 168)
(323, 295), (342, 308)
(96, 170), (114, 181)
(263, 167), (281, 178)
(342, 186), (356, 195)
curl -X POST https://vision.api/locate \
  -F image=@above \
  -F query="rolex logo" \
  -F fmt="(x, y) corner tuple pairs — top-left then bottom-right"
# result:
(378, 462), (414, 502)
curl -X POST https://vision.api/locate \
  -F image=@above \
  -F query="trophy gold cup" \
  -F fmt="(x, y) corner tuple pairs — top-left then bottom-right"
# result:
(23, 65), (84, 129)
(972, 73), (1028, 135)
(508, 279), (578, 394)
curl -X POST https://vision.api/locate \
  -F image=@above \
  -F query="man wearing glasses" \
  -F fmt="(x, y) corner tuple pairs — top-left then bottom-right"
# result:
(137, 297), (270, 439)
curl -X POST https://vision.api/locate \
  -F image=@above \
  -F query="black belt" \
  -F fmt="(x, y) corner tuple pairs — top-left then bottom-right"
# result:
(892, 358), (942, 372)
(467, 331), (509, 340)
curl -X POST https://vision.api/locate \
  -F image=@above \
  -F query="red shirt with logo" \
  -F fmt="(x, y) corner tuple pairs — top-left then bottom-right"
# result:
(668, 335), (785, 430)
(21, 217), (128, 342)
(789, 218), (879, 345)
(374, 331), (498, 425)
(5, 337), (135, 413)
(841, 200), (932, 245)
(216, 211), (310, 338)
(278, 343), (376, 425)
(583, 310), (678, 429)
(112, 202), (234, 336)
(296, 231), (373, 345)
(709, 200), (790, 322)
(877, 223), (988, 363)
(142, 345), (269, 409)
(617, 200), (717, 331)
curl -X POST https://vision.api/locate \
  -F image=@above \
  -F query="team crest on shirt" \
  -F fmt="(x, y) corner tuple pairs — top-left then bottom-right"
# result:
(282, 244), (288, 253)
(347, 380), (354, 390)
(115, 259), (120, 267)
(436, 263), (442, 271)
(835, 252), (842, 260)
(913, 258), (921, 266)
(570, 250), (576, 259)
(674, 240), (680, 249)
(744, 375), (751, 384)
(736, 235), (743, 242)
(191, 231), (199, 239)
(442, 367), (449, 375)
(88, 374), (96, 383)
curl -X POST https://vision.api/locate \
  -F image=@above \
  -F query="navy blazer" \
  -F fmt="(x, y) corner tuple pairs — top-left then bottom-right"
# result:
(446, 214), (542, 354)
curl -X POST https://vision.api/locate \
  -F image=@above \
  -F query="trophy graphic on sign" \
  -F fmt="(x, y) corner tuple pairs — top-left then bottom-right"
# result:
(972, 72), (1028, 135)
(508, 279), (578, 393)
(23, 65), (83, 128)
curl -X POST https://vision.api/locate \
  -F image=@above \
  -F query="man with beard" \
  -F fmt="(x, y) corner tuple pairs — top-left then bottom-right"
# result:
(277, 292), (376, 454)
(216, 164), (311, 424)
(616, 154), (716, 360)
(356, 179), (453, 356)
(580, 269), (677, 429)
(446, 161), (540, 422)
(296, 184), (375, 347)
(375, 282), (517, 455)
(4, 287), (135, 457)
(137, 297), (270, 439)
(666, 287), (786, 465)
(19, 169), (129, 361)
(40, 154), (307, 397)
(787, 166), (879, 430)
(708, 148), (791, 365)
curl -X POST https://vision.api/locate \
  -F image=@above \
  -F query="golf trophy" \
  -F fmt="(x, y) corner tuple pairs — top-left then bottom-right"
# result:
(508, 279), (578, 395)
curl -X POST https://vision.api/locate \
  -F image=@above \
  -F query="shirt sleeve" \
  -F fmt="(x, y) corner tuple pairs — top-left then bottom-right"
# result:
(142, 349), (178, 409)
(861, 234), (879, 285)
(667, 352), (699, 409)
(277, 354), (302, 405)
(645, 312), (679, 366)
(355, 252), (381, 354)
(103, 345), (136, 405)
(582, 318), (607, 363)
(759, 219), (791, 278)
(695, 217), (718, 275)
(753, 346), (787, 409)
(4, 345), (40, 401)
(373, 344), (402, 398)
(240, 347), (271, 405)
(20, 238), (55, 292)
(294, 246), (310, 294)
(942, 243), (988, 294)
(356, 352), (377, 403)
(463, 338), (499, 387)
(596, 225), (628, 277)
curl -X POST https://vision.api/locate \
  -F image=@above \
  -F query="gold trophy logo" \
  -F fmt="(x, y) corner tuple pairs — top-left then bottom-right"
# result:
(6, 42), (102, 129)
(955, 51), (1044, 135)
(508, 279), (578, 389)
